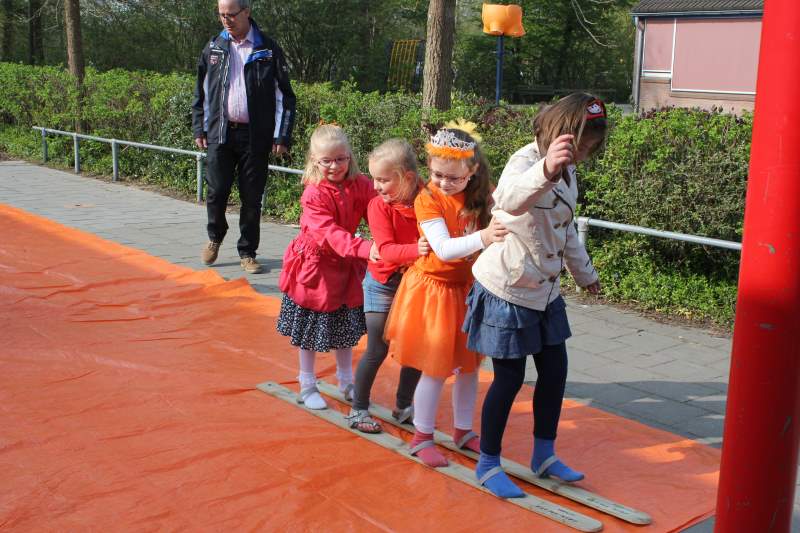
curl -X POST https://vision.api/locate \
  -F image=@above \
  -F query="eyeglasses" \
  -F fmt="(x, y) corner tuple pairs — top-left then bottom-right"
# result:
(430, 170), (470, 185)
(317, 156), (351, 168)
(217, 7), (245, 21)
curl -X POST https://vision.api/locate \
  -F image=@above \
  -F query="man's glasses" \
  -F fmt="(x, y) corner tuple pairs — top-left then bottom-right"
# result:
(317, 156), (351, 168)
(217, 8), (245, 21)
(430, 170), (470, 185)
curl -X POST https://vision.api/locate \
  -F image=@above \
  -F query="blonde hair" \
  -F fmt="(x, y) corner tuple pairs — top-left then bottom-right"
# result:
(368, 138), (422, 205)
(302, 124), (360, 185)
(533, 92), (608, 157)
(427, 128), (492, 228)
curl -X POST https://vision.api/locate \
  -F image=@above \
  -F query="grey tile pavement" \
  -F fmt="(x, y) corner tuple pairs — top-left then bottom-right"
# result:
(1, 161), (797, 532)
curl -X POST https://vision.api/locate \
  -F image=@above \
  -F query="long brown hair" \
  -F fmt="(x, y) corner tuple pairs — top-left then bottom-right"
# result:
(427, 128), (492, 228)
(533, 92), (608, 157)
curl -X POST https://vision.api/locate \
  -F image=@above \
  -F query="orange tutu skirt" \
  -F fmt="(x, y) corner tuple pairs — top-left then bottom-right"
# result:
(385, 266), (482, 378)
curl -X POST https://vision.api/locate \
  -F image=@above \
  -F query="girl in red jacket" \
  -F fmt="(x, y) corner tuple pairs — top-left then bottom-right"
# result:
(347, 139), (429, 433)
(277, 124), (378, 410)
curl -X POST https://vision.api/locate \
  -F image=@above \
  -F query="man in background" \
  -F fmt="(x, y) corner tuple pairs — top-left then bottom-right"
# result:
(192, 0), (295, 274)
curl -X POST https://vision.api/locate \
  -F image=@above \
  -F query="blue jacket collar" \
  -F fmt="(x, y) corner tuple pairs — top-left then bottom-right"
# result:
(219, 18), (264, 48)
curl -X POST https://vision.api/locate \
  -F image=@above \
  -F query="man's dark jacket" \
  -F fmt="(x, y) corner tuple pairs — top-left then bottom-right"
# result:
(192, 19), (296, 152)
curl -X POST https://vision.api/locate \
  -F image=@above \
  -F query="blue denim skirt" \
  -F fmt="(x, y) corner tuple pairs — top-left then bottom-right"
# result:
(462, 281), (571, 358)
(362, 271), (402, 313)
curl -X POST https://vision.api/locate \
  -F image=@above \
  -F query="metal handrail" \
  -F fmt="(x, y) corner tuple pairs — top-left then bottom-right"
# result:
(32, 127), (304, 204)
(32, 126), (742, 253)
(576, 217), (741, 252)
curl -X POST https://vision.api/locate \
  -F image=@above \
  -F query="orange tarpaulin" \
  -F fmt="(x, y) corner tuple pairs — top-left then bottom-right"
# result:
(0, 204), (720, 531)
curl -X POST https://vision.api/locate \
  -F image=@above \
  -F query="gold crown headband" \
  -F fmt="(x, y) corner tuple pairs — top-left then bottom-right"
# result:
(426, 119), (481, 160)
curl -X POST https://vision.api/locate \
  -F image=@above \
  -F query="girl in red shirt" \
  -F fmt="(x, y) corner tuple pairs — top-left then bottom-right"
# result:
(277, 124), (378, 410)
(347, 139), (430, 433)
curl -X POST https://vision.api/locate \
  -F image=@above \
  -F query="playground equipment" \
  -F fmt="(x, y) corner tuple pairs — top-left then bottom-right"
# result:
(387, 39), (424, 92)
(481, 4), (525, 104)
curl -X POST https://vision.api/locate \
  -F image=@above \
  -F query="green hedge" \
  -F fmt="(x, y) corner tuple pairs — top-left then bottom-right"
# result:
(0, 62), (747, 326)
(0, 63), (536, 218)
(577, 107), (749, 325)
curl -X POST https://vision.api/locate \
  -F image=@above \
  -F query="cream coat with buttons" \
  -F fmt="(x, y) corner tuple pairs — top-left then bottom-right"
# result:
(472, 141), (598, 311)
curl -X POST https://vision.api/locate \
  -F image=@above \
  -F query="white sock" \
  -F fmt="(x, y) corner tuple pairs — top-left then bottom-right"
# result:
(301, 390), (327, 410)
(298, 349), (326, 409)
(413, 374), (445, 434)
(299, 349), (316, 382)
(452, 371), (479, 431)
(335, 348), (354, 389)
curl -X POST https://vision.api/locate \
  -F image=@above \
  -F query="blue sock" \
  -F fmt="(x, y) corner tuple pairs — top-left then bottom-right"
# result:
(532, 438), (584, 482)
(476, 452), (525, 498)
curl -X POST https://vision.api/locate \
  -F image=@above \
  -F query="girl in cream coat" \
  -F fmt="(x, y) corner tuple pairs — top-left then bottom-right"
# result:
(463, 93), (607, 498)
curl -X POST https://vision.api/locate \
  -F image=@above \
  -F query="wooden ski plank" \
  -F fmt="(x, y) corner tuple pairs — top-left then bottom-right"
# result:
(257, 381), (603, 533)
(316, 381), (651, 526)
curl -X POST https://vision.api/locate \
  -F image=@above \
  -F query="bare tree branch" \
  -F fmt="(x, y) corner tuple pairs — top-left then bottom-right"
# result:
(570, 0), (614, 48)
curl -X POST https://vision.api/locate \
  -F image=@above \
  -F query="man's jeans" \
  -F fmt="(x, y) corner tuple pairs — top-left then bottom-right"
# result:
(205, 126), (268, 258)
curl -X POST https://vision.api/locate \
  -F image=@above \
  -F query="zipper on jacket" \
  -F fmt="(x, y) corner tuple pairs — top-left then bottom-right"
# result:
(218, 49), (230, 141)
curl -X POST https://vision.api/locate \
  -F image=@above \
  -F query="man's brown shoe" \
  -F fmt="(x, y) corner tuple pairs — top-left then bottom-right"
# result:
(201, 241), (221, 265)
(240, 256), (264, 274)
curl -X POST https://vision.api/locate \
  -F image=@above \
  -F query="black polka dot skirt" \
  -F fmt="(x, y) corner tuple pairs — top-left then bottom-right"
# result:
(276, 294), (367, 352)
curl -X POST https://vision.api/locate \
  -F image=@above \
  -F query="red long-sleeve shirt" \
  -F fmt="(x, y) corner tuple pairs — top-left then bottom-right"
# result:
(367, 196), (420, 284)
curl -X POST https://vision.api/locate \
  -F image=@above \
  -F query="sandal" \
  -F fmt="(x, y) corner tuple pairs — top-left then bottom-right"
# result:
(391, 405), (414, 425)
(340, 383), (355, 403)
(346, 409), (382, 434)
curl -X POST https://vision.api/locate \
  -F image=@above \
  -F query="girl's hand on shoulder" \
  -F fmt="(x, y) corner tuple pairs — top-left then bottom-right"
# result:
(479, 217), (509, 247)
(417, 235), (431, 256)
(582, 280), (601, 294)
(369, 242), (382, 263)
(543, 134), (575, 181)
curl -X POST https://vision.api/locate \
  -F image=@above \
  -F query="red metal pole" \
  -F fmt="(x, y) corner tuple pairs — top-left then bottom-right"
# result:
(714, 1), (800, 531)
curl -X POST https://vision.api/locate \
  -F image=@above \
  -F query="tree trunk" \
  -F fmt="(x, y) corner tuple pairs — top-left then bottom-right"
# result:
(421, 0), (456, 111)
(555, 15), (574, 88)
(63, 0), (84, 131)
(1, 0), (13, 61)
(28, 0), (44, 64)
(64, 0), (84, 83)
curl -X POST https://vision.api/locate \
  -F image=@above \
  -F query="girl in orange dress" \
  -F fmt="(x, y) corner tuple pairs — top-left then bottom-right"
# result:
(384, 125), (505, 467)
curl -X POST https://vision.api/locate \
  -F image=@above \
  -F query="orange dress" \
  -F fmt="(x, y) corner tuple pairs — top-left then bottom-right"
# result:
(384, 184), (482, 378)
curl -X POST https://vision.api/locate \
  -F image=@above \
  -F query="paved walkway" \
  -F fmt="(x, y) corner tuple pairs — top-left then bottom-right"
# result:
(0, 160), (796, 532)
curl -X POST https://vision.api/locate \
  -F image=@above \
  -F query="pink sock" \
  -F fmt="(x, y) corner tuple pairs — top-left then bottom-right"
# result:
(453, 428), (481, 453)
(410, 431), (448, 467)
